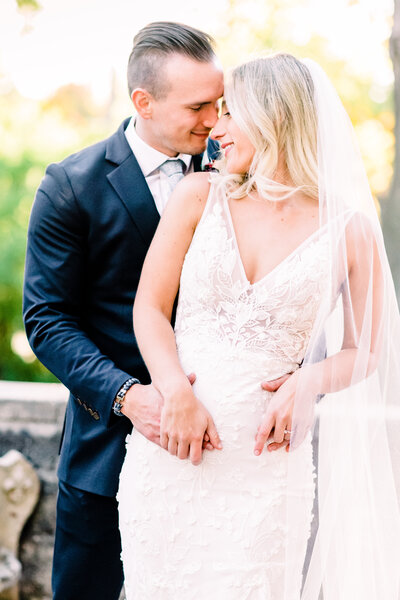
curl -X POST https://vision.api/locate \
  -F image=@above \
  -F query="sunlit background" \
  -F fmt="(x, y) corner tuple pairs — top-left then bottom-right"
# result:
(0, 0), (395, 381)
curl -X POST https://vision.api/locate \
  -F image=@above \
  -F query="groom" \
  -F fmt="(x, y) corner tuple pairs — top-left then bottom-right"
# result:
(23, 20), (288, 600)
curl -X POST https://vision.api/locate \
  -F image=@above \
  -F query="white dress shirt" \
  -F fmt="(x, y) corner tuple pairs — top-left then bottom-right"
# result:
(124, 117), (193, 215)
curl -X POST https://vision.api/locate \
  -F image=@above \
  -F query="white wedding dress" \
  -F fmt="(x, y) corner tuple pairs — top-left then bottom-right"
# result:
(118, 185), (330, 599)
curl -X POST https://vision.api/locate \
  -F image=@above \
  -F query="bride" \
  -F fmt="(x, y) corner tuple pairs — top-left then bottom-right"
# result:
(118, 53), (400, 599)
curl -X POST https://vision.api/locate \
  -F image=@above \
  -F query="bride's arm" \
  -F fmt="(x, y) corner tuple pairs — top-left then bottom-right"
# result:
(254, 214), (384, 454)
(133, 173), (221, 465)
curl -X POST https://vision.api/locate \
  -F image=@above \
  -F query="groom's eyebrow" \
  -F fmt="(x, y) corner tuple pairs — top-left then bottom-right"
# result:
(184, 101), (214, 107)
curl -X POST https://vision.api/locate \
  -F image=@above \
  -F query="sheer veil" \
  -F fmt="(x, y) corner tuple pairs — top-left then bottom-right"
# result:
(285, 59), (400, 599)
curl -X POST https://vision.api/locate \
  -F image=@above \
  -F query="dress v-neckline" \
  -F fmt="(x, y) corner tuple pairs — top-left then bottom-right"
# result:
(223, 196), (325, 288)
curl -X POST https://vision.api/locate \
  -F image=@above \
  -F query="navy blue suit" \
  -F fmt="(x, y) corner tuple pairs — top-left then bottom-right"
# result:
(23, 118), (218, 599)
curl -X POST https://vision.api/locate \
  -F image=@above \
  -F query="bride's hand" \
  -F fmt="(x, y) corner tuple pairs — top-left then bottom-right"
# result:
(161, 381), (222, 466)
(254, 370), (300, 455)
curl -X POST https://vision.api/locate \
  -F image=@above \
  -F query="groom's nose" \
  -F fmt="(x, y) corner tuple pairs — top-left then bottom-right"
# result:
(202, 102), (219, 130)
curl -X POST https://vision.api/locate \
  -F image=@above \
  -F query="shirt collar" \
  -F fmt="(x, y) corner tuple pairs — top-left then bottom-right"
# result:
(125, 117), (192, 177)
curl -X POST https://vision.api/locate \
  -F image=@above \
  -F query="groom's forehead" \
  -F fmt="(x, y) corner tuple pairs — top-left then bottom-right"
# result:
(164, 54), (223, 92)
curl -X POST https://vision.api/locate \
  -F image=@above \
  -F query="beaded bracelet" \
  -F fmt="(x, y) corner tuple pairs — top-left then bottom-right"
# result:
(112, 377), (140, 417)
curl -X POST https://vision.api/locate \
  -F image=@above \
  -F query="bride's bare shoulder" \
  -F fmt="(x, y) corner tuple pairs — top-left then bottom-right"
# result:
(344, 210), (379, 245)
(174, 172), (212, 202)
(343, 210), (381, 271)
(165, 172), (212, 224)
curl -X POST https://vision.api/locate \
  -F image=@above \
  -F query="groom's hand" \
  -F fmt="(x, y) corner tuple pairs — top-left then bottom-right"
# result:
(122, 373), (198, 447)
(122, 383), (163, 446)
(261, 372), (292, 393)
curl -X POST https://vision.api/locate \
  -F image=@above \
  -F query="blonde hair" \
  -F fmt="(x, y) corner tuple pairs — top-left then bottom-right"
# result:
(214, 53), (319, 201)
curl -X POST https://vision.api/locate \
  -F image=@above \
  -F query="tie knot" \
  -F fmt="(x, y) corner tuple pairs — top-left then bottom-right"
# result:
(159, 159), (186, 195)
(159, 159), (186, 178)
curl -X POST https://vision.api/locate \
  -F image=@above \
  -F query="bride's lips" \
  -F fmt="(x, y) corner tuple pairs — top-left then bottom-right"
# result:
(222, 142), (234, 156)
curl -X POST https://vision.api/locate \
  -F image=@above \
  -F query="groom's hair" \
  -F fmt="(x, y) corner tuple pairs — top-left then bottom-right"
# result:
(127, 22), (216, 99)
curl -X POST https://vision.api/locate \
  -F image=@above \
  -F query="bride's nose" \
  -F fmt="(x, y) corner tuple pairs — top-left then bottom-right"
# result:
(210, 117), (226, 141)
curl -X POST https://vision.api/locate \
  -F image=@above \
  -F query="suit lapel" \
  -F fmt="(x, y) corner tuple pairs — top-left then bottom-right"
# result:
(105, 119), (205, 247)
(193, 153), (203, 173)
(106, 120), (160, 247)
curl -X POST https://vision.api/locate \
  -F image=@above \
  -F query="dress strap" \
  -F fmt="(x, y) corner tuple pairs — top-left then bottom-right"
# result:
(193, 180), (221, 233)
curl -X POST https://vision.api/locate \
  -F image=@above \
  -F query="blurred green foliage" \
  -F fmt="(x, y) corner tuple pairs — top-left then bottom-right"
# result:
(16, 0), (41, 9)
(0, 151), (58, 380)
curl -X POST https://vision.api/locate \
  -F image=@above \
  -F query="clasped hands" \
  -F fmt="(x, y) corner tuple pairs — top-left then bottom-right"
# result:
(160, 379), (222, 466)
(124, 370), (302, 466)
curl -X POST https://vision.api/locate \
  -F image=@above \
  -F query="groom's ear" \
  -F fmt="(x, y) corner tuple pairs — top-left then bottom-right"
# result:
(131, 88), (153, 119)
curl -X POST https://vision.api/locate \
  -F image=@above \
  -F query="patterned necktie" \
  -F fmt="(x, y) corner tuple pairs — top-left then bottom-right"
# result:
(159, 159), (186, 195)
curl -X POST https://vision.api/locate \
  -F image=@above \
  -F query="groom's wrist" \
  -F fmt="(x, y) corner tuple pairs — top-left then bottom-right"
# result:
(112, 377), (140, 417)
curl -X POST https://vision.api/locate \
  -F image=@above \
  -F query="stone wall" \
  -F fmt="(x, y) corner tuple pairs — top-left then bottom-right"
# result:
(0, 381), (68, 600)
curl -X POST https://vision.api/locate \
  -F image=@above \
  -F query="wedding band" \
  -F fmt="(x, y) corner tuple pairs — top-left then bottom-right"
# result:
(284, 429), (292, 435)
